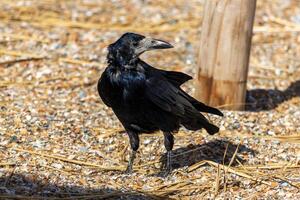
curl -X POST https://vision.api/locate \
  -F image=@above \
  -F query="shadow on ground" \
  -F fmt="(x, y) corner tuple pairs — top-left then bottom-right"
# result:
(246, 80), (300, 111)
(160, 139), (256, 170)
(0, 174), (168, 200)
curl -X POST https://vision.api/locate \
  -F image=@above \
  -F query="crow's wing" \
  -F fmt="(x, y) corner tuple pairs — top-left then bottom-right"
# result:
(157, 69), (222, 116)
(145, 77), (185, 116)
(145, 77), (220, 134)
(145, 77), (205, 119)
(163, 70), (192, 87)
(139, 61), (192, 87)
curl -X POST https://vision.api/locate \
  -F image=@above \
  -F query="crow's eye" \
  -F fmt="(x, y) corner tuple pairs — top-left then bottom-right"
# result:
(132, 42), (139, 47)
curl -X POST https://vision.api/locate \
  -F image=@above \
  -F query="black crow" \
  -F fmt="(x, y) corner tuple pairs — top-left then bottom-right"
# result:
(98, 33), (223, 175)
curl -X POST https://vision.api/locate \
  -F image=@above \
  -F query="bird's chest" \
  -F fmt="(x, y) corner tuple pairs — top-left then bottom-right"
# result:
(108, 70), (146, 108)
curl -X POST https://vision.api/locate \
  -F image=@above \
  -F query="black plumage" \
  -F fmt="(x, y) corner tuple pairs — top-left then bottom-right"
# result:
(98, 33), (223, 175)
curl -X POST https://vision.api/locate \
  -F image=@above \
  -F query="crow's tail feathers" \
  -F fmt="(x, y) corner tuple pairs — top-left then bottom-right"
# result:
(193, 103), (223, 116)
(178, 89), (223, 117)
(203, 122), (220, 135)
(181, 118), (220, 135)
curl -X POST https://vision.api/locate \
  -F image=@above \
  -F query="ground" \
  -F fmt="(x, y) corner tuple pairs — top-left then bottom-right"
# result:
(0, 0), (300, 199)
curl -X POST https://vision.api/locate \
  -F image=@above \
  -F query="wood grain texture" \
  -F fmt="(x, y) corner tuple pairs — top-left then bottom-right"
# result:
(195, 0), (256, 110)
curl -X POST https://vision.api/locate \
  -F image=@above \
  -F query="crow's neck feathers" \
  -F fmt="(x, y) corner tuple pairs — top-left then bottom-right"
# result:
(107, 43), (138, 68)
(107, 44), (146, 74)
(107, 58), (146, 87)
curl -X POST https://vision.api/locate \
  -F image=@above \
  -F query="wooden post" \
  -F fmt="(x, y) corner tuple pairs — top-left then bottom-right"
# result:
(195, 0), (256, 110)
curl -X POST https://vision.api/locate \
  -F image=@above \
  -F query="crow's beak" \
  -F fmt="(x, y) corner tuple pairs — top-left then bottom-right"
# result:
(146, 38), (174, 50)
(135, 37), (173, 56)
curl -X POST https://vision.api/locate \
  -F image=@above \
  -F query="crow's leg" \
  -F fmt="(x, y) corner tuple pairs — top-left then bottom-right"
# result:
(163, 132), (174, 176)
(126, 150), (136, 173)
(125, 130), (139, 173)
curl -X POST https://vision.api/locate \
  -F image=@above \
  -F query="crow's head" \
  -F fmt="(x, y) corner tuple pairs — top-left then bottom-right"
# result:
(107, 32), (173, 68)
